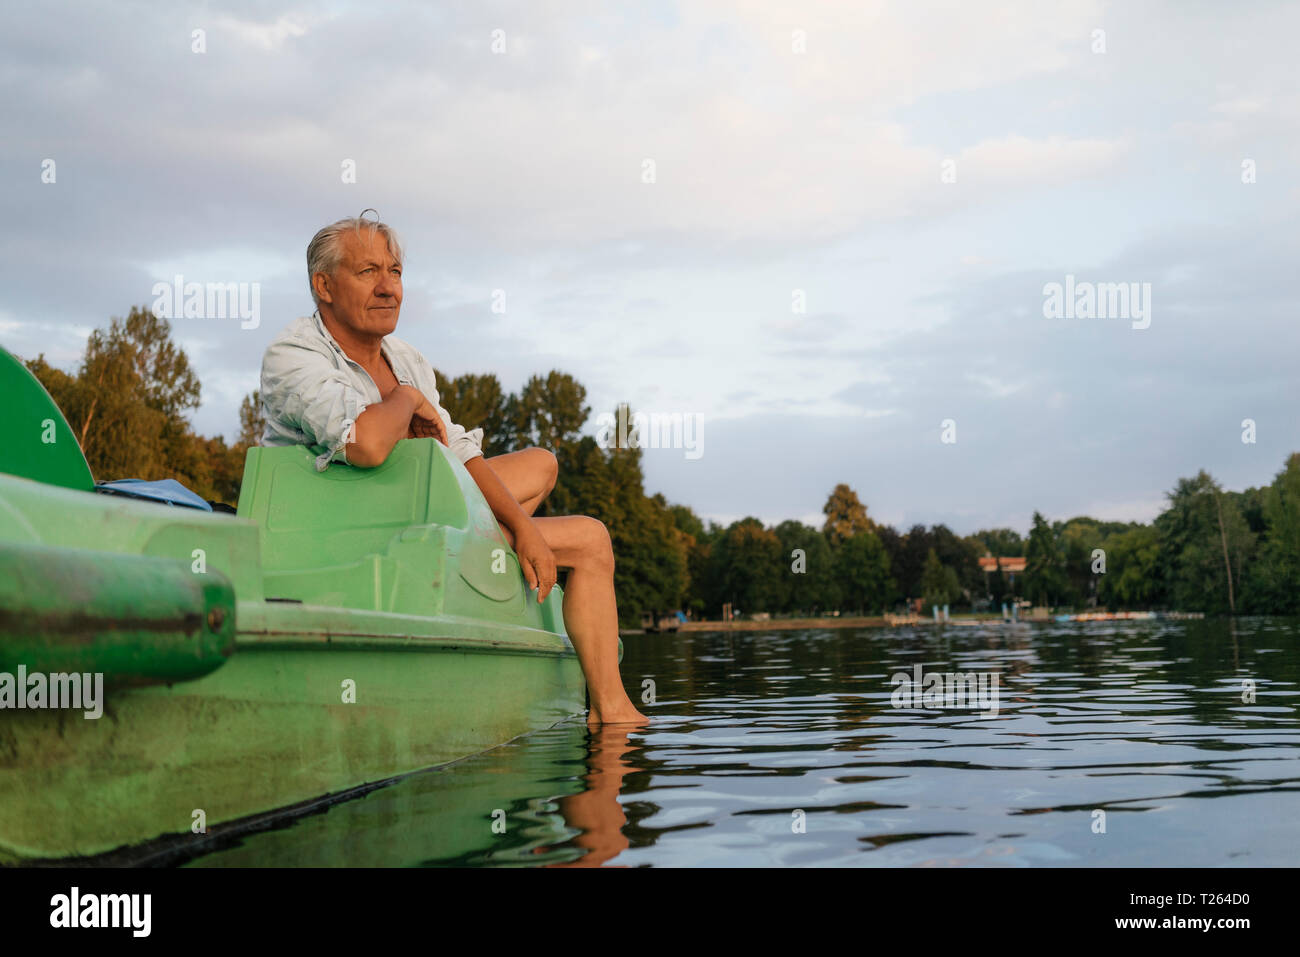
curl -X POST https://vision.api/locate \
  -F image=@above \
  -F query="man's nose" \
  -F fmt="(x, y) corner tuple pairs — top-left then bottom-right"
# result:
(374, 272), (400, 297)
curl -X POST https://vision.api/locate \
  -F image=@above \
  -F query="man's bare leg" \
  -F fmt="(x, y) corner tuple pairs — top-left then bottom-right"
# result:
(483, 447), (556, 517)
(485, 448), (647, 726)
(500, 514), (647, 725)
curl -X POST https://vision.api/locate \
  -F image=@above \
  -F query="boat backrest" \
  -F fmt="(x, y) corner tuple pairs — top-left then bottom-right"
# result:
(237, 438), (478, 556)
(235, 439), (518, 613)
(0, 347), (96, 492)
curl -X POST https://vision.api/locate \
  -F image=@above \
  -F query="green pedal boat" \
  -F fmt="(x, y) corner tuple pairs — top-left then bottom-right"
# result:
(0, 347), (589, 862)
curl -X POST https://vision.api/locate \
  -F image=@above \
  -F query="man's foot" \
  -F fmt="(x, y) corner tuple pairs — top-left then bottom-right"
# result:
(587, 703), (649, 727)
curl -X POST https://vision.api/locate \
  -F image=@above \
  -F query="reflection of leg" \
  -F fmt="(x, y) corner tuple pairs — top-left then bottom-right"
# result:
(548, 727), (637, 868)
(523, 515), (648, 727)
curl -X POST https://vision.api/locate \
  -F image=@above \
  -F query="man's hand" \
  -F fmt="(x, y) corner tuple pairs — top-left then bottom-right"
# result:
(461, 456), (556, 603)
(350, 384), (450, 466)
(404, 388), (448, 445)
(513, 521), (558, 603)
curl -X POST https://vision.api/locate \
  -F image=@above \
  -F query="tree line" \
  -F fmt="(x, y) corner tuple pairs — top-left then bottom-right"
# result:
(19, 308), (1300, 623)
(662, 458), (1300, 620)
(24, 307), (259, 505)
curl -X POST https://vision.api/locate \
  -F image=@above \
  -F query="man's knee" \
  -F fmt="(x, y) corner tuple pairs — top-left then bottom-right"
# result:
(532, 446), (558, 493)
(577, 516), (614, 572)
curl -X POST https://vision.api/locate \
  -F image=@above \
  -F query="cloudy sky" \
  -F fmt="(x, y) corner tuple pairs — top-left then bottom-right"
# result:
(4, 1), (1297, 534)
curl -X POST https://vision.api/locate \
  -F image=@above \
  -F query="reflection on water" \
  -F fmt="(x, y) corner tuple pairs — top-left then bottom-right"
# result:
(186, 618), (1300, 867)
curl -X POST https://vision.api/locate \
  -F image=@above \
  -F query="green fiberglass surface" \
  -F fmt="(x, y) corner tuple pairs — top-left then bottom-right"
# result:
(0, 335), (566, 640)
(0, 347), (95, 492)
(0, 344), (584, 860)
(236, 440), (566, 632)
(0, 338), (574, 710)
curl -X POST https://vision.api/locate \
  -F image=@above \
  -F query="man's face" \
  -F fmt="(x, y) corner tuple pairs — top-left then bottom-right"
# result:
(315, 228), (403, 338)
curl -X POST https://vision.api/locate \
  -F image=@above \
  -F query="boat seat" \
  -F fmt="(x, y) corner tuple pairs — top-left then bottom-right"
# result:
(236, 439), (526, 617)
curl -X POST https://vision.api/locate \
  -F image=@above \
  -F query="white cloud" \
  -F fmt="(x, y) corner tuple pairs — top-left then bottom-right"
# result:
(213, 13), (314, 51)
(1211, 96), (1269, 115)
(965, 373), (1025, 399)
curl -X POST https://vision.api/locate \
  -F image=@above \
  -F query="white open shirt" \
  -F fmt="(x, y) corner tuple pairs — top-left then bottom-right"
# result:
(259, 312), (485, 472)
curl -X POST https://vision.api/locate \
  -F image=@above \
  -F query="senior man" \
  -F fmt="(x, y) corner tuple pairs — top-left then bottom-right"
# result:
(260, 212), (646, 726)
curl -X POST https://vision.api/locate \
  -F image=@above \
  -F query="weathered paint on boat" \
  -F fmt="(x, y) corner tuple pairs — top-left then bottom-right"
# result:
(0, 542), (236, 683)
(0, 346), (590, 862)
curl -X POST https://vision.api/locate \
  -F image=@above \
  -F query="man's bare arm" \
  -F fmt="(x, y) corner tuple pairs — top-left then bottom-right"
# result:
(464, 456), (532, 536)
(346, 385), (435, 467)
(464, 456), (558, 602)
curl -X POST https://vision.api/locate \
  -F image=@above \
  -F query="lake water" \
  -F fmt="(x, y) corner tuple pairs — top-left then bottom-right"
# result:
(182, 618), (1300, 867)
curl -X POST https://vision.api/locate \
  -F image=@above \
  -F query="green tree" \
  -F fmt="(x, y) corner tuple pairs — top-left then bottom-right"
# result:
(821, 483), (874, 546)
(836, 531), (894, 613)
(505, 371), (590, 454)
(1024, 511), (1067, 607)
(929, 524), (982, 601)
(893, 524), (934, 599)
(26, 306), (204, 488)
(987, 563), (1007, 605)
(1096, 525), (1163, 610)
(919, 548), (961, 609)
(1156, 471), (1255, 614)
(430, 370), (511, 456)
(669, 503), (712, 617)
(1240, 455), (1300, 614)
(973, 528), (1024, 557)
(708, 518), (784, 615)
(238, 390), (264, 448)
(774, 520), (840, 614)
(1059, 518), (1103, 606)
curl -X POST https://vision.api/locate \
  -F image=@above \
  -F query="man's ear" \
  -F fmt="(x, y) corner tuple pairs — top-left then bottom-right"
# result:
(312, 272), (333, 304)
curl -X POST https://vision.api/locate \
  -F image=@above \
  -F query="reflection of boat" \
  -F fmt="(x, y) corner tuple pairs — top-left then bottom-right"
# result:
(174, 720), (637, 867)
(0, 347), (589, 862)
(169, 723), (599, 868)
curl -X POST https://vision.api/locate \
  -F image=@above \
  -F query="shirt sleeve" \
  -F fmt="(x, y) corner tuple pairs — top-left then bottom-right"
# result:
(261, 338), (370, 471)
(424, 371), (484, 466)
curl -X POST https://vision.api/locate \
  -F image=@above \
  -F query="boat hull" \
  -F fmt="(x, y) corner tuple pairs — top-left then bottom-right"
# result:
(0, 602), (584, 862)
(0, 357), (593, 863)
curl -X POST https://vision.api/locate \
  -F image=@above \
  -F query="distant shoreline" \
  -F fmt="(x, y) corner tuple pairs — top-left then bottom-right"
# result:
(620, 610), (1203, 635)
(622, 616), (887, 635)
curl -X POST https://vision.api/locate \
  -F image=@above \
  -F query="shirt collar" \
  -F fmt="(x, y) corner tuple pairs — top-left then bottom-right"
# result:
(311, 310), (412, 385)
